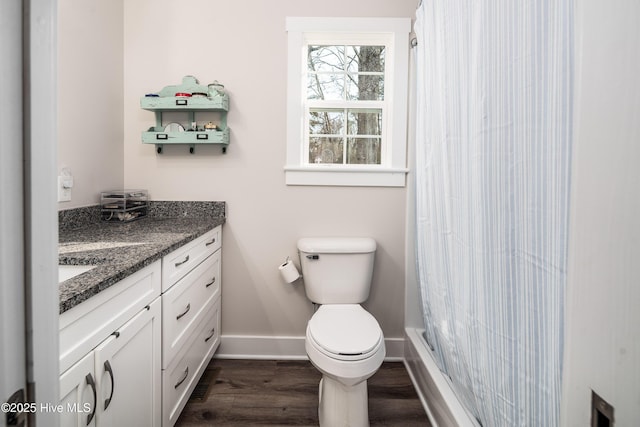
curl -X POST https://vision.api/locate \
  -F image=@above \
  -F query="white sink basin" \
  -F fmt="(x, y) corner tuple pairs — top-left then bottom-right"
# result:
(59, 265), (96, 283)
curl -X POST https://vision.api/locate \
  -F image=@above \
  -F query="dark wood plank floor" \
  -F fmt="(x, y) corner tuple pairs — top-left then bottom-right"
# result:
(176, 359), (431, 426)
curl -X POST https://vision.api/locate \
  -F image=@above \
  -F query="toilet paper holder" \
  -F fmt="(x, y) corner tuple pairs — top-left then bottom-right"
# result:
(279, 256), (302, 283)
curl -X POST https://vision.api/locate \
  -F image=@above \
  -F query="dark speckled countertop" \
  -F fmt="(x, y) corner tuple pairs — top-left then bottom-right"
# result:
(58, 201), (225, 314)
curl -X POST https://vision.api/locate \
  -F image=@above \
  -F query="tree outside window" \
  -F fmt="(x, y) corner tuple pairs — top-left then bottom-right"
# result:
(306, 45), (385, 165)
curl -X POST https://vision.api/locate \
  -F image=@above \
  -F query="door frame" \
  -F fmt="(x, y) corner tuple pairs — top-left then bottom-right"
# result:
(0, 1), (28, 424)
(24, 0), (60, 425)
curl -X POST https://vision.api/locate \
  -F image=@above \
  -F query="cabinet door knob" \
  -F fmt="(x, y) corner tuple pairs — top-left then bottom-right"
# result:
(205, 277), (216, 288)
(204, 328), (216, 342)
(103, 360), (115, 410)
(174, 366), (189, 389)
(85, 373), (97, 425)
(205, 238), (216, 246)
(175, 255), (190, 267)
(176, 303), (191, 320)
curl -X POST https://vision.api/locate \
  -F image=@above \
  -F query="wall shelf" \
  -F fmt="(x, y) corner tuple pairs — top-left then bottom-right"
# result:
(142, 128), (230, 154)
(140, 76), (230, 154)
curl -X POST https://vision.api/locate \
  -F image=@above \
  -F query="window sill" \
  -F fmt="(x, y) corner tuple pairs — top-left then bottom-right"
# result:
(284, 166), (408, 187)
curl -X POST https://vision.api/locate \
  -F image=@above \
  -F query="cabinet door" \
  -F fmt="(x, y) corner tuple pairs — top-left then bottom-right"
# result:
(94, 298), (161, 427)
(59, 351), (97, 427)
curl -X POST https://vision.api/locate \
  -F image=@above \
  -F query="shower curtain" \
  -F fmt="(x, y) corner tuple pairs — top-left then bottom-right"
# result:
(414, 1), (573, 426)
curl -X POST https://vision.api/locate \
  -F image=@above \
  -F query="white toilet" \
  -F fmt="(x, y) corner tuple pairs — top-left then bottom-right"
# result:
(297, 237), (385, 427)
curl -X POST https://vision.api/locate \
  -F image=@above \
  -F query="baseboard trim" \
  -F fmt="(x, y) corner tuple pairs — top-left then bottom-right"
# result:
(216, 335), (405, 361)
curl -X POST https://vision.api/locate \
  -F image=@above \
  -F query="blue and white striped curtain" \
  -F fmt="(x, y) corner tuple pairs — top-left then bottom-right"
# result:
(414, 1), (573, 426)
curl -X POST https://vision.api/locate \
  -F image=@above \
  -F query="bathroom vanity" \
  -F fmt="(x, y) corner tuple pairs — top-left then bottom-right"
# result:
(57, 202), (224, 426)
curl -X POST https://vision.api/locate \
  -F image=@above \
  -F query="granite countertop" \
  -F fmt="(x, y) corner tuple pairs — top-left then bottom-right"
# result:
(58, 201), (225, 314)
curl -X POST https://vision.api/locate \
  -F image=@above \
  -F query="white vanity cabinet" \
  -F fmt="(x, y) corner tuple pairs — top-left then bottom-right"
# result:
(161, 226), (222, 427)
(59, 261), (162, 427)
(59, 224), (223, 427)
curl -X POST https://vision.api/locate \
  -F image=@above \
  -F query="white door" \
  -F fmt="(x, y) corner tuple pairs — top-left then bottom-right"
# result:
(0, 1), (27, 426)
(1, 0), (58, 426)
(94, 299), (162, 427)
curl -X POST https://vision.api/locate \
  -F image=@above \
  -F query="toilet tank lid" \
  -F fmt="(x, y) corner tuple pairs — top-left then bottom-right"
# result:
(297, 237), (376, 254)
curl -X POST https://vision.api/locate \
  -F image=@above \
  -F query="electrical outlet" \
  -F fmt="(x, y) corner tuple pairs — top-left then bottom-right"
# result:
(58, 176), (72, 202)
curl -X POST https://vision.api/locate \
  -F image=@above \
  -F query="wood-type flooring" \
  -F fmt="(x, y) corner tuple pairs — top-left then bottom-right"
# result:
(176, 358), (431, 426)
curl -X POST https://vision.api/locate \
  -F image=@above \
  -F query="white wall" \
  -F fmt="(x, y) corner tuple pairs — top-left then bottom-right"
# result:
(57, 0), (124, 209)
(123, 0), (418, 346)
(562, 1), (640, 425)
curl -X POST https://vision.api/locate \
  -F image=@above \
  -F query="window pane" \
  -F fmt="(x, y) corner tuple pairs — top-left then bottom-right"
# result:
(305, 44), (386, 166)
(347, 138), (381, 165)
(347, 110), (382, 135)
(346, 46), (385, 73)
(309, 110), (344, 135)
(307, 73), (344, 100)
(346, 74), (384, 101)
(308, 45), (344, 72)
(309, 137), (343, 164)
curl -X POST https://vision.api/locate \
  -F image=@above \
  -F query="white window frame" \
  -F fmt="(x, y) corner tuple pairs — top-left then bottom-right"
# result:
(285, 17), (411, 187)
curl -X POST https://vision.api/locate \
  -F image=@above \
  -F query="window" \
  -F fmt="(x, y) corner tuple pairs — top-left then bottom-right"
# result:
(307, 44), (385, 166)
(285, 18), (411, 187)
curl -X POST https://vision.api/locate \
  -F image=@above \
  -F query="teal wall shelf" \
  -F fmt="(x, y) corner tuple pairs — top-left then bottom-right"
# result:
(140, 76), (230, 154)
(140, 96), (229, 111)
(142, 128), (230, 154)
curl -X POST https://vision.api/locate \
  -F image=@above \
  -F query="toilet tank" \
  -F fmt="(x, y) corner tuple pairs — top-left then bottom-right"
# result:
(297, 237), (376, 304)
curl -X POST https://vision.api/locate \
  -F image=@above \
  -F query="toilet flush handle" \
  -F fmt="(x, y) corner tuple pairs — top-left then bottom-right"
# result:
(306, 254), (320, 260)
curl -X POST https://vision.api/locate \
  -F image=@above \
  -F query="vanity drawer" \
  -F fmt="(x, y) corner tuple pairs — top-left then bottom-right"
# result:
(59, 260), (161, 374)
(162, 250), (220, 368)
(162, 226), (221, 292)
(162, 300), (220, 426)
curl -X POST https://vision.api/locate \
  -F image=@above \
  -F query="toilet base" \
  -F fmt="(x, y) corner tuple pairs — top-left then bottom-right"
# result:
(318, 375), (369, 427)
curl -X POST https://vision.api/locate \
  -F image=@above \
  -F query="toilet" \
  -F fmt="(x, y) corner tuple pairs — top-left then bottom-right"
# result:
(297, 237), (385, 427)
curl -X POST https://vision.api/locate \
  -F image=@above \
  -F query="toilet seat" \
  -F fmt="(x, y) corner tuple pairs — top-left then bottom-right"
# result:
(307, 304), (383, 361)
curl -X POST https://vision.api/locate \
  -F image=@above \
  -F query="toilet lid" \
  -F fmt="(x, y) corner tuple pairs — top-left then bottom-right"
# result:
(308, 305), (382, 358)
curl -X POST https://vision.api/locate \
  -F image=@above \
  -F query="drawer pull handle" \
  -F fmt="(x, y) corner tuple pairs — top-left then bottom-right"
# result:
(205, 277), (216, 288)
(205, 237), (216, 246)
(174, 366), (189, 389)
(205, 328), (216, 342)
(85, 373), (97, 425)
(175, 255), (190, 267)
(104, 360), (115, 410)
(176, 303), (191, 320)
